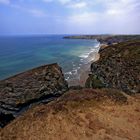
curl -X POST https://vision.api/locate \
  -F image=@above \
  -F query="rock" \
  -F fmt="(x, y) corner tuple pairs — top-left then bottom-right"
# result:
(0, 63), (68, 127)
(85, 75), (105, 89)
(0, 113), (15, 128)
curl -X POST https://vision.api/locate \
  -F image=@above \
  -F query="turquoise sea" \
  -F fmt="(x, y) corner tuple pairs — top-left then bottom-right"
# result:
(0, 35), (99, 80)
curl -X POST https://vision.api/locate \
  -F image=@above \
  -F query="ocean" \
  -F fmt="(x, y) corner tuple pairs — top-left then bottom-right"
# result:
(0, 35), (100, 81)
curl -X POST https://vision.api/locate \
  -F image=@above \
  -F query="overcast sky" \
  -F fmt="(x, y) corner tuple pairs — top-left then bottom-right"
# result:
(0, 0), (140, 35)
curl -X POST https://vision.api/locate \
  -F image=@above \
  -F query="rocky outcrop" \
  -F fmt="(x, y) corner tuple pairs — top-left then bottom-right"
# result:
(0, 63), (68, 127)
(86, 40), (140, 94)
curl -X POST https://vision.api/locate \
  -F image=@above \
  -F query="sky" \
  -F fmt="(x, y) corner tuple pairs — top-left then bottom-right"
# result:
(0, 0), (140, 35)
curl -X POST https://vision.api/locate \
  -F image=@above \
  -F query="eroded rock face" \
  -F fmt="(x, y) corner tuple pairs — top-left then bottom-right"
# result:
(86, 40), (140, 94)
(0, 63), (68, 127)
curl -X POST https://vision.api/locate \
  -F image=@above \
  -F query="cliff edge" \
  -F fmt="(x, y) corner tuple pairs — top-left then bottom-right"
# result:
(0, 63), (68, 127)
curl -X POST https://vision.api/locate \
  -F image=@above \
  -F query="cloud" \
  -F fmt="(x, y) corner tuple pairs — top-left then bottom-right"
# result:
(42, 0), (71, 4)
(12, 4), (47, 17)
(0, 0), (47, 17)
(62, 0), (140, 34)
(58, 0), (72, 5)
(106, 0), (140, 15)
(1, 0), (140, 34)
(68, 1), (87, 8)
(42, 0), (88, 9)
(67, 12), (98, 24)
(42, 0), (53, 2)
(0, 0), (10, 5)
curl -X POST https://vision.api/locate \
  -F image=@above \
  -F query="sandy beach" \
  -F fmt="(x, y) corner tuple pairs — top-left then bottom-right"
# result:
(68, 44), (103, 87)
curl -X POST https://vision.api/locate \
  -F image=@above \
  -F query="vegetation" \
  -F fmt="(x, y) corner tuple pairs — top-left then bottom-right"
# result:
(87, 40), (140, 94)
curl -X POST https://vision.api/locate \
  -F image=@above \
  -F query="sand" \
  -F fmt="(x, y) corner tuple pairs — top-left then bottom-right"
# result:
(68, 45), (101, 87)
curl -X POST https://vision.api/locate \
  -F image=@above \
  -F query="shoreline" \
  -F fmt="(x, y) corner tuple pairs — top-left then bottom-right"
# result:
(68, 43), (104, 87)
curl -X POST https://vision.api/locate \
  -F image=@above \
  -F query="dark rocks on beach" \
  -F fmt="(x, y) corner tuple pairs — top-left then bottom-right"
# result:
(86, 40), (140, 94)
(0, 63), (68, 127)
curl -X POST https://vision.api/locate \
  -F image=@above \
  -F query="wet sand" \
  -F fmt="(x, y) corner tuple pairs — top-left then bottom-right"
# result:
(68, 47), (101, 87)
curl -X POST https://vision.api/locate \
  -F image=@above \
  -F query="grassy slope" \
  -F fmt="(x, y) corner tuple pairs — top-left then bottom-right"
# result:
(1, 89), (140, 140)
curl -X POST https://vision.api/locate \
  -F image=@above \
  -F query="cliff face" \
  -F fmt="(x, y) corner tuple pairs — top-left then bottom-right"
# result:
(86, 40), (140, 94)
(0, 63), (68, 127)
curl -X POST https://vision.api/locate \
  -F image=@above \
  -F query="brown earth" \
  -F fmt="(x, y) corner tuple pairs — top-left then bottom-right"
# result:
(1, 88), (140, 140)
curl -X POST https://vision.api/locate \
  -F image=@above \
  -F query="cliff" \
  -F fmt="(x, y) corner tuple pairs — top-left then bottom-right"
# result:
(0, 63), (68, 127)
(86, 40), (140, 94)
